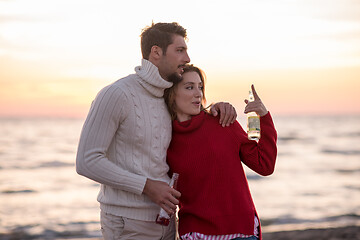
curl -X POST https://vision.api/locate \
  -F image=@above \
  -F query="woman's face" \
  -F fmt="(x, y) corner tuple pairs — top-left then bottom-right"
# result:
(174, 71), (203, 122)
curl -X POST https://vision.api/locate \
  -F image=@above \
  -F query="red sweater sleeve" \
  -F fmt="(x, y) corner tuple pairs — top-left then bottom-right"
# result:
(238, 112), (277, 176)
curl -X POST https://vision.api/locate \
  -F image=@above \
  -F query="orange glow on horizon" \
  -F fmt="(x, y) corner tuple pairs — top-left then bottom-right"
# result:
(1, 0), (360, 118)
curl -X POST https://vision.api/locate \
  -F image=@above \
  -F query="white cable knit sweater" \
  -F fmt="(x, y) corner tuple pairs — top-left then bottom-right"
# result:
(76, 59), (173, 221)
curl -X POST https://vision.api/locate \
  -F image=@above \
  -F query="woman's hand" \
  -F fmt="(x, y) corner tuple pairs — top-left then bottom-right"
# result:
(244, 84), (268, 117)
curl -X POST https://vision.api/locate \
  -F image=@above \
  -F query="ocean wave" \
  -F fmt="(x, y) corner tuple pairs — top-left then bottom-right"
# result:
(0, 161), (74, 170)
(345, 185), (360, 191)
(336, 168), (360, 174)
(246, 174), (264, 181)
(261, 213), (360, 227)
(1, 189), (36, 194)
(278, 136), (315, 144)
(321, 149), (360, 155)
(0, 227), (99, 240)
(37, 161), (74, 168)
(330, 131), (360, 138)
(278, 136), (299, 142)
(0, 221), (101, 240)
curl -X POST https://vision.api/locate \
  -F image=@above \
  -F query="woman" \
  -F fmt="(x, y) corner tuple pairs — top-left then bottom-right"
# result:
(164, 65), (277, 240)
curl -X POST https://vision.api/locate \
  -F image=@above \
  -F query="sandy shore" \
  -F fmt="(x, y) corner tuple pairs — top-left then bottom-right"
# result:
(262, 225), (360, 240)
(1, 225), (359, 239)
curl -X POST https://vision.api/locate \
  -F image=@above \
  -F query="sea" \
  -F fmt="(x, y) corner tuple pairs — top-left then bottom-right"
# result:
(0, 115), (359, 239)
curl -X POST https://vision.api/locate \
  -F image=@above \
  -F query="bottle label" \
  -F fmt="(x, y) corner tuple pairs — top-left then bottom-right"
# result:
(248, 116), (260, 131)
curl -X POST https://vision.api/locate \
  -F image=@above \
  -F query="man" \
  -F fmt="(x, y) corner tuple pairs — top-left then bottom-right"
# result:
(76, 22), (236, 240)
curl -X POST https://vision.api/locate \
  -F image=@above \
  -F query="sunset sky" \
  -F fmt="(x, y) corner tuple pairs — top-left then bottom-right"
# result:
(0, 0), (359, 118)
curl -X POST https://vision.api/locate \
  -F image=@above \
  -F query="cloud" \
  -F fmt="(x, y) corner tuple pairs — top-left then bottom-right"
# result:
(0, 15), (38, 23)
(300, 0), (360, 22)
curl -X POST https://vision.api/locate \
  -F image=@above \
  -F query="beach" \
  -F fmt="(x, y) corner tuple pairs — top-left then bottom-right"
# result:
(1, 225), (359, 240)
(262, 225), (360, 240)
(0, 116), (359, 239)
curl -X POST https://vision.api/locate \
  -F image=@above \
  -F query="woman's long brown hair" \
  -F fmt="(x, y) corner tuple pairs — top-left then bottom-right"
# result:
(164, 64), (207, 121)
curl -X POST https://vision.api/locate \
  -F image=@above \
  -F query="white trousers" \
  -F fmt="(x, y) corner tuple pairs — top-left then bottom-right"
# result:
(100, 211), (176, 240)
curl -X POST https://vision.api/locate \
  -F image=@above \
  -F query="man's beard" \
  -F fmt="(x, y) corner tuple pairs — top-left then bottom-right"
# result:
(167, 72), (183, 84)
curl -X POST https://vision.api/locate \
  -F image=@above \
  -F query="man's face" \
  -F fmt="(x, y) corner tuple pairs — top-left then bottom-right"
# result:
(158, 35), (190, 82)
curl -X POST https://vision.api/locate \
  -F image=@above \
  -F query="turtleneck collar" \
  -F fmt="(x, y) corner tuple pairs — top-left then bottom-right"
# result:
(172, 111), (206, 133)
(135, 59), (173, 97)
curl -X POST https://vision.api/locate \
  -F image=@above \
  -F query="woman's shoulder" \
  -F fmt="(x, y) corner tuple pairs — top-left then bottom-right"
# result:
(202, 111), (248, 144)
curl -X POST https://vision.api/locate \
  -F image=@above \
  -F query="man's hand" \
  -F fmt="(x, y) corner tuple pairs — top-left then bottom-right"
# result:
(143, 178), (181, 215)
(210, 102), (237, 127)
(244, 84), (268, 117)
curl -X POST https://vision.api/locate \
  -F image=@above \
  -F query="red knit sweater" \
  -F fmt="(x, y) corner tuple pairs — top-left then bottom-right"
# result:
(167, 111), (277, 239)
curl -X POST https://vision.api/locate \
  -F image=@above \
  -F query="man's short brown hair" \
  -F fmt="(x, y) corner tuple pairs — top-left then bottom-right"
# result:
(140, 22), (187, 60)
